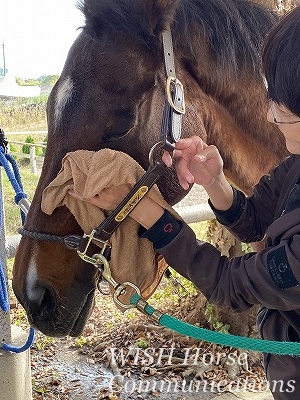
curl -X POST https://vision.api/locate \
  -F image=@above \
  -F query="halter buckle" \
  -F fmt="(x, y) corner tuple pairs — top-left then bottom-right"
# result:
(77, 230), (111, 265)
(166, 76), (185, 115)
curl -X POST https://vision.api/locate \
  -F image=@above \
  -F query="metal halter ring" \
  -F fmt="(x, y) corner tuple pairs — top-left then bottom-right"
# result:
(113, 281), (141, 309)
(148, 141), (165, 167)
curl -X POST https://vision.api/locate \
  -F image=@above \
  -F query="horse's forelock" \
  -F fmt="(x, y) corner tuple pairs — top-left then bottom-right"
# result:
(76, 0), (179, 47)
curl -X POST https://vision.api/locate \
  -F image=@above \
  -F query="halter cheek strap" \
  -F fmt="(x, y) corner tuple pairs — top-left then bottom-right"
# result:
(161, 29), (185, 152)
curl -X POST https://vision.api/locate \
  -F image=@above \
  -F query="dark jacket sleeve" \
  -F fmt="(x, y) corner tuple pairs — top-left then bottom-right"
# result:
(156, 220), (300, 313)
(212, 156), (295, 243)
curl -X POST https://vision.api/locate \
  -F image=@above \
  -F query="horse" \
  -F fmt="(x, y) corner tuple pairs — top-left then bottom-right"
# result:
(12, 0), (288, 337)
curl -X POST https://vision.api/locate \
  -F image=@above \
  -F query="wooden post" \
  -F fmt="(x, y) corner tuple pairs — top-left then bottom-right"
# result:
(29, 146), (37, 175)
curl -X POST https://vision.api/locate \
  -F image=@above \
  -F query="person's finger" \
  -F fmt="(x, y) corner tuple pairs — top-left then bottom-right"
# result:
(173, 136), (199, 150)
(68, 189), (83, 200)
(173, 136), (206, 159)
(193, 145), (221, 163)
(162, 151), (173, 167)
(175, 158), (195, 190)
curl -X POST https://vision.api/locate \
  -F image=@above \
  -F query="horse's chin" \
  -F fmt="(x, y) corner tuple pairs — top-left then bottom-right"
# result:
(28, 290), (96, 338)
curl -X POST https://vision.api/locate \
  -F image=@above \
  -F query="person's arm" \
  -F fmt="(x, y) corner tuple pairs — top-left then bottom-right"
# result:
(209, 155), (296, 243)
(202, 171), (234, 210)
(163, 137), (294, 243)
(141, 208), (300, 313)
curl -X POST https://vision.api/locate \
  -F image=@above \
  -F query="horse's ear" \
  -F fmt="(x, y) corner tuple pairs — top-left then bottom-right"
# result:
(142, 0), (179, 35)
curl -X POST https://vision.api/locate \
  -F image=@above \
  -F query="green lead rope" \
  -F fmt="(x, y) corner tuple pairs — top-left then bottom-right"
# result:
(130, 293), (300, 356)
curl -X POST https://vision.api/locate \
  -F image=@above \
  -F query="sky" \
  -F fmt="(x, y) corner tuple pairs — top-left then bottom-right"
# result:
(0, 0), (85, 78)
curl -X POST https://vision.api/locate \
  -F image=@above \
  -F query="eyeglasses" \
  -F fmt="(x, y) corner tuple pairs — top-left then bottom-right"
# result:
(269, 101), (300, 125)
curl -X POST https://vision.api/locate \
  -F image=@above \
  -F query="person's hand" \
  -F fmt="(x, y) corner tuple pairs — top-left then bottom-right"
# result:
(162, 136), (223, 190)
(68, 184), (164, 228)
(68, 184), (132, 210)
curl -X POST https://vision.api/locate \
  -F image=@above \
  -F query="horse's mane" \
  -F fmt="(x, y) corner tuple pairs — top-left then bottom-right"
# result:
(77, 0), (278, 72)
(175, 0), (278, 71)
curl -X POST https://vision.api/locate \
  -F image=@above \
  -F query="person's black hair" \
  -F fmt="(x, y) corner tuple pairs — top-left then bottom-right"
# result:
(262, 6), (300, 116)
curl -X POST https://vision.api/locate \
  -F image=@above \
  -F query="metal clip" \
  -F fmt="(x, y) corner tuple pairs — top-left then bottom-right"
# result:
(18, 198), (31, 216)
(93, 253), (120, 290)
(135, 298), (163, 322)
(77, 234), (141, 309)
(97, 280), (111, 295)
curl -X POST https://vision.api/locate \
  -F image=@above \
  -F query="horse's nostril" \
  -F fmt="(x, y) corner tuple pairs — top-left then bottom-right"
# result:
(29, 285), (57, 319)
(39, 286), (56, 317)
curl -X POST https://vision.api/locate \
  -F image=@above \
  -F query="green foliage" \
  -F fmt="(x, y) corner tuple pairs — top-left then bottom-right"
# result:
(22, 135), (35, 154)
(137, 339), (149, 349)
(39, 74), (59, 86)
(42, 136), (48, 156)
(16, 74), (59, 87)
(74, 336), (89, 348)
(204, 303), (230, 334)
(32, 381), (47, 395)
(74, 336), (95, 348)
(241, 242), (252, 253)
(2, 165), (40, 235)
(35, 336), (55, 351)
(27, 92), (49, 105)
(8, 143), (17, 160)
(10, 308), (28, 326)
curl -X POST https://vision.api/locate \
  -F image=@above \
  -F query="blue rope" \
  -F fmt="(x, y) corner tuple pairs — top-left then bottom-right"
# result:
(0, 149), (27, 225)
(2, 327), (35, 353)
(0, 167), (9, 313)
(0, 258), (9, 313)
(0, 144), (35, 352)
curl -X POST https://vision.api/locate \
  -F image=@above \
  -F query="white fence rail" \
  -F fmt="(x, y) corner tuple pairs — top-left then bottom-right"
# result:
(5, 205), (214, 260)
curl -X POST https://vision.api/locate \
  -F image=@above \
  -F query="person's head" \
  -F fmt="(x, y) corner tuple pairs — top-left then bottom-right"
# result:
(262, 6), (300, 153)
(262, 5), (300, 116)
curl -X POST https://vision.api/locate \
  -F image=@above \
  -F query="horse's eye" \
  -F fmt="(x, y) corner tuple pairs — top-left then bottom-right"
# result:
(102, 108), (136, 142)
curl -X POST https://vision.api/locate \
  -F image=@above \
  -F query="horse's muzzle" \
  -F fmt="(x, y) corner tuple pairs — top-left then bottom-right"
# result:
(14, 281), (95, 337)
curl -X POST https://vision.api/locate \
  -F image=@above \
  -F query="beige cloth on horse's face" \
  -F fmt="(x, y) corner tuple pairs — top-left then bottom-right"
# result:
(41, 149), (182, 310)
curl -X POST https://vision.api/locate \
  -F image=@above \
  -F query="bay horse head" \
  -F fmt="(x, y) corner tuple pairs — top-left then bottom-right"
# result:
(13, 0), (287, 337)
